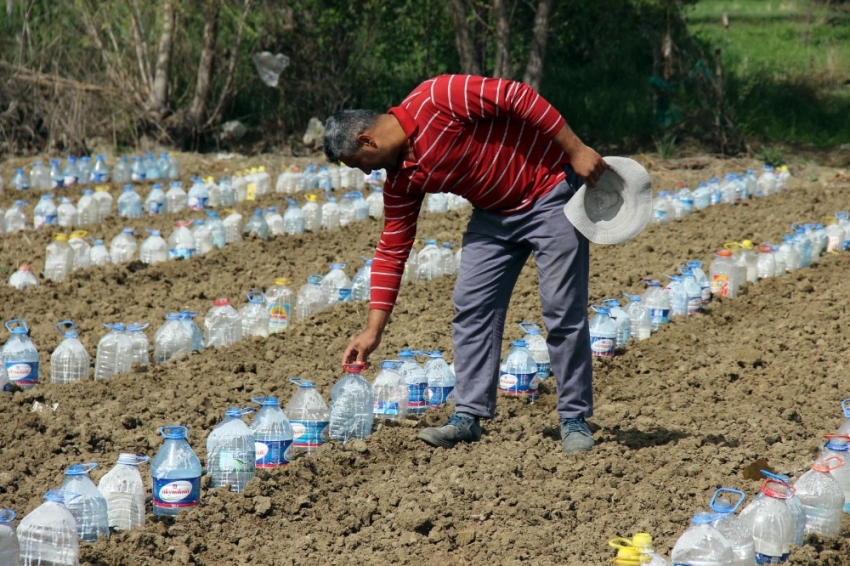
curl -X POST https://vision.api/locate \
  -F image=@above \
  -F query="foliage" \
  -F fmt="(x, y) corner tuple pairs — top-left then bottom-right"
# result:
(755, 145), (786, 167)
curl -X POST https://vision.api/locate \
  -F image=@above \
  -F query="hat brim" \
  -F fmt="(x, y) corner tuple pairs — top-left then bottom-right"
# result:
(563, 156), (653, 245)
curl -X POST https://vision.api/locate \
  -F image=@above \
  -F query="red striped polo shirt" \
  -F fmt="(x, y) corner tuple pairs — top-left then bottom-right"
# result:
(371, 74), (569, 311)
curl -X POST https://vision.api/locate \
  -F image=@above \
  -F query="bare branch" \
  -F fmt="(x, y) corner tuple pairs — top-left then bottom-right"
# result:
(204, 0), (252, 130)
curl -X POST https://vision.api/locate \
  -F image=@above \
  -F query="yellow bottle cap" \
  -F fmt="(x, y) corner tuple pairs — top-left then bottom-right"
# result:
(274, 277), (292, 286)
(305, 194), (318, 203)
(740, 240), (754, 250)
(53, 233), (69, 242)
(723, 241), (741, 252)
(205, 176), (213, 183)
(611, 547), (643, 565)
(69, 230), (88, 239)
(631, 533), (653, 547)
(95, 185), (109, 192)
(259, 166), (266, 172)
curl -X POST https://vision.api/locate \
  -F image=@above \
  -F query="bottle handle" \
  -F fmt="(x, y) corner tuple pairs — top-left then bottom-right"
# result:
(246, 290), (266, 303)
(709, 487), (745, 514)
(760, 470), (791, 485)
(238, 407), (256, 416)
(0, 509), (15, 523)
(158, 425), (189, 438)
(79, 462), (99, 474)
(842, 398), (850, 419)
(622, 293), (640, 302)
(607, 537), (635, 550)
(308, 274), (325, 285)
(127, 322), (150, 332)
(518, 322), (539, 334)
(4, 319), (27, 333)
(45, 489), (82, 505)
(56, 320), (77, 337)
(180, 310), (199, 319)
(812, 455), (844, 473)
(132, 455), (151, 465)
(343, 362), (368, 373)
(286, 197), (297, 206)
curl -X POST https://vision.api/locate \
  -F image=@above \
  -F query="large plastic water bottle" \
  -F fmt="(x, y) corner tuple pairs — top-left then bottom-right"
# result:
(207, 407), (256, 491)
(109, 228), (137, 263)
(499, 340), (540, 399)
(0, 508), (19, 566)
(424, 351), (456, 409)
(283, 198), (306, 235)
(240, 291), (269, 338)
(338, 193), (356, 226)
(90, 155), (109, 183)
(244, 209), (270, 240)
(425, 192), (449, 213)
(218, 177), (236, 206)
(756, 244), (777, 279)
(602, 299), (631, 346)
(168, 221), (196, 260)
(321, 263), (352, 304)
(187, 177), (209, 210)
(351, 190), (370, 221)
(518, 322), (550, 379)
(264, 207), (284, 236)
(60, 463), (109, 542)
(2, 319), (39, 390)
(89, 238), (111, 266)
(68, 231), (91, 271)
(836, 399), (850, 436)
(165, 181), (187, 214)
(51, 321), (90, 384)
(642, 280), (670, 331)
(439, 243), (458, 276)
(329, 363), (374, 442)
(367, 188), (384, 219)
(589, 305), (617, 358)
(708, 488), (755, 566)
(56, 198), (76, 229)
(155, 153), (171, 179)
(117, 185), (142, 218)
(192, 221), (214, 256)
(94, 323), (133, 380)
(8, 264), (38, 291)
(127, 322), (151, 365)
(49, 159), (65, 189)
(151, 426), (202, 516)
(144, 183), (165, 216)
(205, 177), (221, 207)
(372, 360), (409, 421)
(144, 154), (160, 180)
(301, 194), (322, 232)
(30, 160), (50, 191)
(33, 194), (57, 229)
(91, 186), (112, 222)
(140, 228), (168, 264)
(4, 201), (27, 232)
(709, 250), (737, 298)
(350, 258), (372, 302)
(416, 239), (443, 280)
(664, 275), (687, 318)
(265, 278), (294, 334)
(721, 173), (739, 204)
(322, 195), (340, 230)
(154, 313), (193, 364)
(623, 294), (651, 341)
(204, 298), (243, 348)
(296, 275), (328, 319)
(793, 455), (845, 537)
(75, 189), (97, 227)
(112, 156), (130, 183)
(17, 490), (80, 566)
(822, 435), (850, 512)
(206, 211), (227, 249)
(250, 396), (294, 467)
(45, 233), (74, 282)
(671, 511), (734, 566)
(11, 168), (30, 190)
(398, 349), (427, 416)
(758, 165), (776, 196)
(825, 221), (846, 254)
(317, 166), (332, 191)
(286, 377), (330, 454)
(97, 453), (149, 531)
(130, 156), (146, 182)
(223, 210), (243, 243)
(679, 268), (703, 315)
(739, 479), (794, 564)
(178, 311), (204, 351)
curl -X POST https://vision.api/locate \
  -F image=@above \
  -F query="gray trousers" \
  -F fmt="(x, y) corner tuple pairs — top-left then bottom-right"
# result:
(452, 168), (592, 420)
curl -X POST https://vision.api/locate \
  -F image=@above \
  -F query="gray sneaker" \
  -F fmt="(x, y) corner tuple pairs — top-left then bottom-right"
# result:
(561, 418), (594, 453)
(417, 413), (482, 448)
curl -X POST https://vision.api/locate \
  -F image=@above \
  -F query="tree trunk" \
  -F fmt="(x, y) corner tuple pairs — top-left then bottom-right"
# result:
(523, 0), (553, 90)
(204, 0), (251, 129)
(492, 0), (511, 78)
(448, 0), (481, 75)
(189, 0), (220, 126)
(147, 0), (175, 119)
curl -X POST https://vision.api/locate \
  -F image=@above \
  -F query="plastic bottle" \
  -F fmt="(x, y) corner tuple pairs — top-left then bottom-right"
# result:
(236, 291), (268, 338)
(56, 199), (77, 229)
(244, 209), (269, 240)
(623, 294), (651, 341)
(11, 168), (30, 190)
(34, 194), (58, 229)
(329, 363), (375, 442)
(97, 453), (149, 531)
(45, 233), (74, 283)
(89, 154), (109, 183)
(679, 268), (703, 315)
(439, 243), (458, 276)
(0, 508), (19, 566)
(777, 235), (800, 272)
(67, 230), (91, 271)
(351, 190), (370, 221)
(286, 378), (330, 454)
(30, 160), (51, 191)
(116, 185), (142, 218)
(5, 201), (28, 232)
(2, 319), (40, 390)
(109, 228), (138, 263)
(721, 173), (739, 204)
(279, 198), (304, 236)
(89, 238), (111, 266)
(737, 240), (759, 283)
(50, 321), (90, 384)
(366, 188), (384, 219)
(792, 225), (812, 268)
(424, 351), (456, 409)
(338, 193), (356, 226)
(250, 396), (294, 467)
(168, 221), (196, 259)
(127, 322), (150, 365)
(216, 176), (234, 206)
(151, 426), (202, 516)
(317, 165), (332, 191)
(207, 407), (256, 491)
(264, 207), (284, 236)
(139, 228), (168, 264)
(608, 535), (669, 566)
(178, 311), (203, 352)
(692, 182), (710, 210)
(631, 533), (671, 566)
(155, 153), (170, 179)
(322, 195), (341, 230)
(143, 182), (165, 216)
(17, 490), (80, 566)
(223, 210), (243, 243)
(671, 511), (734, 566)
(204, 298), (243, 348)
(8, 265), (38, 291)
(664, 275), (687, 318)
(350, 257), (372, 302)
(758, 165), (776, 196)
(708, 488), (755, 566)
(835, 212), (850, 250)
(321, 263), (352, 304)
(296, 275), (328, 320)
(263, 278), (293, 334)
(398, 349), (428, 416)
(187, 177), (209, 210)
(499, 340), (540, 399)
(821, 435), (850, 512)
(836, 399), (850, 436)
(204, 177), (220, 207)
(793, 455), (845, 537)
(130, 156), (146, 182)
(372, 360), (409, 421)
(756, 244), (776, 279)
(708, 177), (722, 206)
(739, 479), (794, 564)
(191, 220), (214, 256)
(165, 181), (187, 214)
(49, 159), (65, 189)
(589, 305), (617, 357)
(73, 189), (96, 226)
(824, 221), (846, 254)
(425, 192), (449, 214)
(415, 239), (443, 280)
(93, 186), (113, 221)
(154, 313), (193, 364)
(112, 156), (130, 183)
(94, 323), (133, 380)
(709, 250), (737, 298)
(77, 156), (93, 184)
(206, 211), (227, 249)
(60, 463), (109, 542)
(602, 299), (631, 346)
(518, 322), (550, 379)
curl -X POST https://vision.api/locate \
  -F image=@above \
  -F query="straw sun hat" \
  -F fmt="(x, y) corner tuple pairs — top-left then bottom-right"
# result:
(563, 156), (653, 245)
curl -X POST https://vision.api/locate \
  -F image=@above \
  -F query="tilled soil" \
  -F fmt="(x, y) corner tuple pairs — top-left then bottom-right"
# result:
(1, 154), (850, 565)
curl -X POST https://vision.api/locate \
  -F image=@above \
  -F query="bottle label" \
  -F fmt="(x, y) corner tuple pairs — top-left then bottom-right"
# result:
(255, 439), (294, 468)
(52, 178), (65, 189)
(6, 361), (38, 388)
(64, 175), (77, 186)
(407, 382), (428, 410)
(268, 304), (290, 333)
(91, 171), (107, 183)
(710, 192), (721, 205)
(168, 248), (196, 260)
(427, 386), (456, 407)
(339, 289), (352, 302)
(712, 274), (730, 296)
(619, 327), (631, 345)
(152, 477), (200, 509)
(498, 372), (539, 396)
(700, 285), (711, 303)
(374, 401), (401, 416)
(686, 297), (702, 315)
(290, 420), (329, 450)
(535, 362), (551, 379)
(148, 202), (163, 215)
(217, 449), (254, 472)
(827, 236), (841, 253)
(132, 172), (146, 182)
(590, 336), (615, 357)
(188, 197), (208, 210)
(246, 184), (257, 201)
(648, 308), (669, 326)
(754, 552), (789, 564)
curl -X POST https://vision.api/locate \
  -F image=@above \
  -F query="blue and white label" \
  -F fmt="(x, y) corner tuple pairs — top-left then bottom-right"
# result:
(754, 552), (789, 564)
(218, 449), (254, 472)
(535, 362), (551, 379)
(339, 289), (352, 302)
(52, 178), (64, 189)
(687, 297), (702, 315)
(649, 308), (669, 326)
(427, 386), (456, 408)
(148, 202), (163, 215)
(168, 248), (196, 260)
(700, 286), (711, 303)
(407, 383), (428, 412)
(6, 361), (38, 389)
(375, 401), (401, 416)
(152, 477), (200, 509)
(710, 192), (721, 205)
(590, 336), (615, 357)
(499, 372), (539, 397)
(132, 172), (146, 182)
(290, 420), (329, 451)
(254, 439), (293, 468)
(91, 172), (107, 183)
(188, 196), (208, 210)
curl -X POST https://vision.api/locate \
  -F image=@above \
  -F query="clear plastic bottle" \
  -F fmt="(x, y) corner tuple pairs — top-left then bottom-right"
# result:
(89, 238), (111, 266)
(112, 156), (131, 184)
(266, 278), (294, 334)
(77, 156), (93, 184)
(117, 185), (142, 218)
(165, 181), (187, 214)
(518, 322), (550, 379)
(837, 399), (850, 436)
(2, 319), (40, 389)
(140, 228), (168, 264)
(187, 177), (209, 210)
(191, 220), (214, 256)
(94, 323), (133, 380)
(8, 264), (38, 291)
(178, 311), (204, 351)
(109, 228), (138, 263)
(322, 195), (340, 230)
(244, 209), (269, 240)
(93, 186), (113, 221)
(240, 291), (269, 338)
(424, 351), (456, 409)
(329, 363), (375, 442)
(425, 192), (449, 213)
(350, 257), (372, 302)
(45, 233), (74, 283)
(602, 299), (631, 346)
(4, 200), (28, 232)
(30, 160), (51, 191)
(286, 378), (330, 454)
(0, 508), (19, 566)
(630, 533), (671, 566)
(145, 183), (166, 216)
(739, 479), (794, 564)
(367, 188), (384, 219)
(415, 239), (443, 280)
(130, 156), (146, 182)
(49, 159), (65, 189)
(623, 293), (651, 341)
(338, 193), (356, 226)
(321, 263), (352, 304)
(11, 168), (31, 190)
(498, 340), (539, 399)
(264, 207), (284, 236)
(709, 250), (737, 298)
(215, 176), (233, 206)
(90, 154), (110, 183)
(205, 211), (227, 249)
(283, 198), (306, 235)
(50, 321), (90, 384)
(693, 181), (711, 210)
(154, 313), (193, 364)
(679, 267), (703, 315)
(822, 435), (850, 512)
(276, 169), (295, 194)
(793, 455), (845, 537)
(17, 490), (80, 566)
(207, 407), (256, 491)
(758, 165), (776, 196)
(351, 190), (370, 221)
(205, 177), (221, 207)
(127, 322), (150, 365)
(825, 221), (846, 254)
(757, 244), (777, 279)
(151, 426), (202, 516)
(300, 194), (321, 232)
(33, 194), (58, 229)
(97, 453), (149, 531)
(664, 275), (687, 318)
(75, 189), (97, 226)
(68, 230), (91, 271)
(168, 221), (196, 259)
(223, 210), (243, 243)
(721, 173), (740, 204)
(398, 349), (427, 416)
(709, 488), (755, 566)
(56, 199), (76, 229)
(738, 240), (759, 283)
(589, 305), (617, 357)
(204, 298), (243, 348)
(60, 463), (109, 542)
(671, 511), (734, 566)
(250, 396), (294, 467)
(372, 360), (409, 421)
(296, 275), (328, 319)
(440, 243), (458, 276)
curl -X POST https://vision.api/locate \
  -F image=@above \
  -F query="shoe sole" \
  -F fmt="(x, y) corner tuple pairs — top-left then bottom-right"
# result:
(417, 429), (459, 449)
(562, 441), (594, 454)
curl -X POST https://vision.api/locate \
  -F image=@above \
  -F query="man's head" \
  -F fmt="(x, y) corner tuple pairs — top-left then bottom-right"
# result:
(323, 109), (401, 174)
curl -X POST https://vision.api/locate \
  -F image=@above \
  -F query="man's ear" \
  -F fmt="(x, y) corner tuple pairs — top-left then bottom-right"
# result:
(356, 133), (377, 149)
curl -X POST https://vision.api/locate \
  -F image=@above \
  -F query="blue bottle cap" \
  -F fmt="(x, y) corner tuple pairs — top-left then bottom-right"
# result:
(290, 377), (316, 388)
(159, 425), (189, 439)
(252, 396), (280, 407)
(64, 463), (98, 476)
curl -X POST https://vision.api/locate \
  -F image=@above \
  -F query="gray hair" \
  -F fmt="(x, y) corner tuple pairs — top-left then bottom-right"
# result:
(323, 109), (381, 164)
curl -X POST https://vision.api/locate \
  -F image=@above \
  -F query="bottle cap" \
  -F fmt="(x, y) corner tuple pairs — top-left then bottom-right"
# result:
(716, 249), (732, 257)
(740, 240), (754, 249)
(343, 362), (368, 373)
(0, 509), (16, 523)
(610, 547), (643, 565)
(64, 462), (98, 476)
(631, 533), (652, 547)
(213, 298), (231, 307)
(159, 426), (189, 439)
(290, 377), (316, 388)
(69, 230), (88, 239)
(252, 396), (280, 407)
(274, 277), (292, 286)
(117, 453), (150, 466)
(511, 339), (528, 348)
(306, 194), (318, 202)
(53, 233), (69, 242)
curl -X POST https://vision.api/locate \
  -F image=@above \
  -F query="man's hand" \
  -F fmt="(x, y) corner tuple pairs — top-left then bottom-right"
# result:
(342, 309), (390, 366)
(552, 123), (607, 187)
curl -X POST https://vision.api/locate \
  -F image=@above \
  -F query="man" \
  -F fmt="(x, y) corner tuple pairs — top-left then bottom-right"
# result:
(324, 74), (606, 453)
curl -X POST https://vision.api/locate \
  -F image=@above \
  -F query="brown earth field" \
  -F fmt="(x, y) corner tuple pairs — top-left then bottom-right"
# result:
(1, 154), (850, 565)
